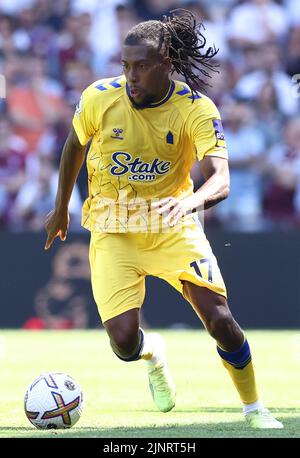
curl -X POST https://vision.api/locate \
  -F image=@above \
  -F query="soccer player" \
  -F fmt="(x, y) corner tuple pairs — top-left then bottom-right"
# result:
(44, 10), (282, 429)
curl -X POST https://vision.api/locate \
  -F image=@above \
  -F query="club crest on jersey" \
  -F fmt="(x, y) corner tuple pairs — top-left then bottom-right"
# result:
(110, 151), (171, 181)
(111, 128), (124, 140)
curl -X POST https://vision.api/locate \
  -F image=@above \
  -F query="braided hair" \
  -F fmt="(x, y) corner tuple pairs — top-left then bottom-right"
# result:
(124, 9), (219, 99)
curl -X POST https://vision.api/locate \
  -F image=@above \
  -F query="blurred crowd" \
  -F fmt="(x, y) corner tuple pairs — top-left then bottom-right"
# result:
(0, 0), (299, 232)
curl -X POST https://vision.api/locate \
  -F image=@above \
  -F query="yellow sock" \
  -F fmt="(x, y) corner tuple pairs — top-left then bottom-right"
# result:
(221, 359), (258, 404)
(217, 339), (258, 404)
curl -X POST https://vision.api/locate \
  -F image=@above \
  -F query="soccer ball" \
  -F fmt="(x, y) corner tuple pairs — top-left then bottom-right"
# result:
(24, 372), (83, 429)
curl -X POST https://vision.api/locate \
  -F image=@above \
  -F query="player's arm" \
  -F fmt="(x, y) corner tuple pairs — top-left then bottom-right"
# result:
(198, 155), (230, 209)
(152, 156), (230, 226)
(44, 126), (86, 250)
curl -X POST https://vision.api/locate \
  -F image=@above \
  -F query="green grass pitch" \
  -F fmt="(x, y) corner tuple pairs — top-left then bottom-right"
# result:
(0, 329), (299, 438)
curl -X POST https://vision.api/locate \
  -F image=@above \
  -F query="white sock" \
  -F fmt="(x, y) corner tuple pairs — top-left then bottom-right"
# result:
(243, 399), (264, 416)
(140, 332), (164, 367)
(146, 354), (161, 368)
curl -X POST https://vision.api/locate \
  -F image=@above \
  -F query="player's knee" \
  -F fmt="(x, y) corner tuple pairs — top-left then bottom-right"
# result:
(104, 309), (140, 358)
(108, 328), (140, 358)
(206, 310), (235, 341)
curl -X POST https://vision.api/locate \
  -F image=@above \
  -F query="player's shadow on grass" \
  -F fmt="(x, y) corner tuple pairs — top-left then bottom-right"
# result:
(0, 427), (35, 431)
(72, 414), (299, 438)
(1, 413), (298, 438)
(136, 406), (300, 414)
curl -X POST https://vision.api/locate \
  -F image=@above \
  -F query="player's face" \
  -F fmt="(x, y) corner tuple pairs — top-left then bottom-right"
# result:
(122, 44), (171, 109)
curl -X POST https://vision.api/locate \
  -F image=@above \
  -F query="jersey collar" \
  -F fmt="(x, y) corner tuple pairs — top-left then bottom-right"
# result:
(126, 80), (175, 108)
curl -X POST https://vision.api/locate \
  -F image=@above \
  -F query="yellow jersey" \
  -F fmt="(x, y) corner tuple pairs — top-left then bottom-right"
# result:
(72, 75), (227, 232)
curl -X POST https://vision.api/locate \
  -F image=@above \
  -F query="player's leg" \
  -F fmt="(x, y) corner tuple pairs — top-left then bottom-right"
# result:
(89, 231), (145, 359)
(103, 309), (176, 413)
(103, 308), (142, 360)
(89, 231), (175, 412)
(182, 281), (283, 429)
(150, 220), (282, 427)
(182, 282), (256, 401)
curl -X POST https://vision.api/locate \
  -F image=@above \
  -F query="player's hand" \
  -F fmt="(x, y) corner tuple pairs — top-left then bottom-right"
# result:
(44, 209), (70, 250)
(151, 195), (195, 227)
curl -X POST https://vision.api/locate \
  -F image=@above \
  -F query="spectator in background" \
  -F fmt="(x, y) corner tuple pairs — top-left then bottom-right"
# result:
(206, 60), (237, 106)
(183, 1), (229, 61)
(71, 0), (130, 75)
(34, 0), (71, 32)
(234, 42), (299, 117)
(56, 12), (93, 79)
(215, 100), (267, 231)
(286, 24), (300, 77)
(0, 0), (34, 16)
(7, 56), (65, 155)
(254, 79), (283, 147)
(63, 60), (94, 106)
(99, 4), (140, 77)
(117, 4), (140, 45)
(231, 44), (263, 81)
(14, 156), (82, 231)
(227, 0), (289, 49)
(12, 7), (38, 53)
(0, 115), (27, 229)
(0, 14), (30, 55)
(284, 0), (300, 26)
(132, 0), (180, 21)
(1, 52), (27, 85)
(262, 117), (300, 228)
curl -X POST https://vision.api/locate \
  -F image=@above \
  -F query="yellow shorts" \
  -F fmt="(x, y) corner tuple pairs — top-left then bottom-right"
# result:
(89, 221), (227, 323)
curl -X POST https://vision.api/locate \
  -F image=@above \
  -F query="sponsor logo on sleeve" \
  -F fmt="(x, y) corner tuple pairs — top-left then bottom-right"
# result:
(213, 119), (225, 142)
(75, 95), (83, 114)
